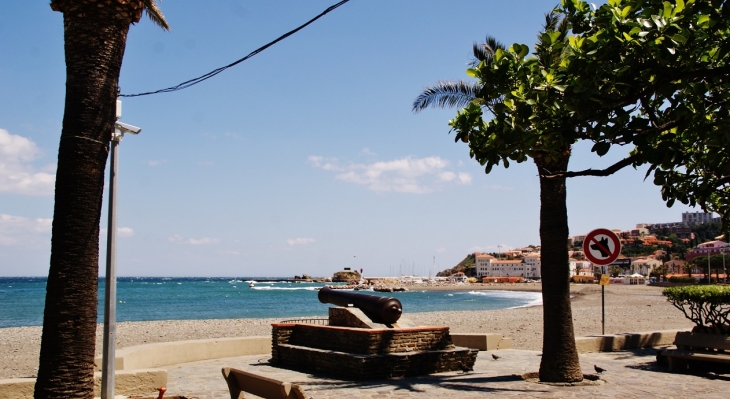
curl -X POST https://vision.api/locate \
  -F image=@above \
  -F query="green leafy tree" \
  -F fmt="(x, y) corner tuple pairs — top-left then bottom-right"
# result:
(415, 14), (590, 383)
(36, 2), (168, 398)
(560, 0), (730, 233)
(608, 265), (624, 277)
(691, 255), (726, 282)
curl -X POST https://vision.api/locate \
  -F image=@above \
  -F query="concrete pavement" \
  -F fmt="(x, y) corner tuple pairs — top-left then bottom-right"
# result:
(160, 348), (729, 398)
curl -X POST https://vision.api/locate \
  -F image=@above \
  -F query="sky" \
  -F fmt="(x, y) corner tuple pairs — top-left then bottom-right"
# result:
(0, 1), (699, 277)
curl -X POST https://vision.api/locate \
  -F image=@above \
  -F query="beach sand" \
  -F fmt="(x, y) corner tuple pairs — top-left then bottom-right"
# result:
(0, 284), (693, 379)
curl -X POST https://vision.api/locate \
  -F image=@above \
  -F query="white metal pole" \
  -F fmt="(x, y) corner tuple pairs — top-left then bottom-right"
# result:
(101, 133), (120, 399)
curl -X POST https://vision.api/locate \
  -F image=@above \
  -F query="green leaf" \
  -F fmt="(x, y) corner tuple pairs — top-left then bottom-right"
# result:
(466, 68), (479, 78)
(668, 34), (687, 44)
(591, 141), (611, 156)
(675, 0), (685, 13)
(697, 14), (710, 28)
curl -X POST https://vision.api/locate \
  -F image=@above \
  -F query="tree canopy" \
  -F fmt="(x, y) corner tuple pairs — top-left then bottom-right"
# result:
(559, 0), (730, 230)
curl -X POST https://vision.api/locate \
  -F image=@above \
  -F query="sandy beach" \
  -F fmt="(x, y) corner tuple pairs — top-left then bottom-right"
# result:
(0, 284), (693, 380)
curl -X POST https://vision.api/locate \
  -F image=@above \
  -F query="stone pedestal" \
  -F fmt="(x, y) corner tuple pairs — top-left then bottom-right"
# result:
(271, 318), (478, 379)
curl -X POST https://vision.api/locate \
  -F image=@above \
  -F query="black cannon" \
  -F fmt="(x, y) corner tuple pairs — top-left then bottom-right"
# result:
(318, 287), (402, 324)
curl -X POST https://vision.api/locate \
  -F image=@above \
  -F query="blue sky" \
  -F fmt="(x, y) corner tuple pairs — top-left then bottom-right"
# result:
(0, 1), (696, 277)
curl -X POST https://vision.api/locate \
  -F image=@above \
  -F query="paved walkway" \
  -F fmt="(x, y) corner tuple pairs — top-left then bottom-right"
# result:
(163, 348), (729, 398)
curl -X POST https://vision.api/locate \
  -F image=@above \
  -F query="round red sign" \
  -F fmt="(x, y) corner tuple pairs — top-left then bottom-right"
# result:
(582, 228), (622, 266)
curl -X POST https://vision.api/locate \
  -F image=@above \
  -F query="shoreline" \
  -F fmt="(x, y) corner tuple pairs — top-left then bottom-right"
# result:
(0, 284), (693, 380)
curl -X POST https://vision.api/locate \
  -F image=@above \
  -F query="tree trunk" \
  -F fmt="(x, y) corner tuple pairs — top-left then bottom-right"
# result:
(35, 3), (139, 398)
(535, 149), (583, 382)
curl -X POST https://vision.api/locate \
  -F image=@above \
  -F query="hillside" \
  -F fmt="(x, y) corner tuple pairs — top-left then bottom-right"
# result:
(437, 253), (476, 277)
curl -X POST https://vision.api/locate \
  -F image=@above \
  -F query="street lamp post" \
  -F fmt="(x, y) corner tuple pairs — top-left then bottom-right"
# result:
(708, 250), (712, 285)
(101, 100), (141, 399)
(722, 247), (728, 284)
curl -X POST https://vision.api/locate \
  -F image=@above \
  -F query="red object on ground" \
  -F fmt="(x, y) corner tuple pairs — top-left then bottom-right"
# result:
(157, 387), (166, 399)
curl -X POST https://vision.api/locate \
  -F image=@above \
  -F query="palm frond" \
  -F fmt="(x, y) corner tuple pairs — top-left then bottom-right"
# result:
(470, 35), (506, 67)
(543, 11), (560, 32)
(143, 0), (170, 30)
(412, 81), (480, 113)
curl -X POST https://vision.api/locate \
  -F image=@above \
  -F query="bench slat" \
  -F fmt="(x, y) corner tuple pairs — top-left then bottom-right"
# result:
(674, 332), (730, 351)
(662, 349), (730, 363)
(222, 367), (308, 399)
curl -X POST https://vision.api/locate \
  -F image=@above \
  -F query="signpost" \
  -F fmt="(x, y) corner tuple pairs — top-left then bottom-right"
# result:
(583, 228), (622, 335)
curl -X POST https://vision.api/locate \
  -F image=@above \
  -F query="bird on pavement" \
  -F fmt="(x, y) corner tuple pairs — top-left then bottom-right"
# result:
(492, 353), (501, 360)
(458, 362), (473, 373)
(594, 365), (606, 374)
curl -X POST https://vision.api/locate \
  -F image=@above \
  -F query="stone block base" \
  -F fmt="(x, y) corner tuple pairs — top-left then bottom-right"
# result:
(275, 343), (478, 379)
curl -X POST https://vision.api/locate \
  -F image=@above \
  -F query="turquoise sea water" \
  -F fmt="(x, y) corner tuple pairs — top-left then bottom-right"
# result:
(0, 277), (542, 328)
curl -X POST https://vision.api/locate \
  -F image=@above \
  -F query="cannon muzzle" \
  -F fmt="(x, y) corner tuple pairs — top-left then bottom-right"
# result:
(318, 287), (402, 324)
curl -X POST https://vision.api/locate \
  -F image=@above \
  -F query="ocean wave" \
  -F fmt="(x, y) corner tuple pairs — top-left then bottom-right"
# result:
(251, 286), (319, 291)
(465, 290), (543, 308)
(509, 297), (543, 309)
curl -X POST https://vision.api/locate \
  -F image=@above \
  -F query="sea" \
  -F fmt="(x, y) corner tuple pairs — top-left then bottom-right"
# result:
(0, 277), (542, 328)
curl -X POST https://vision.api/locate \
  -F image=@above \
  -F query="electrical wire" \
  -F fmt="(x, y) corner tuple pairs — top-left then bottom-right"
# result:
(121, 0), (351, 97)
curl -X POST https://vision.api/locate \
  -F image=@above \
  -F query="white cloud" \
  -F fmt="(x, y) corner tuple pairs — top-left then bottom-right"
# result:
(168, 234), (219, 245)
(309, 155), (472, 194)
(147, 160), (166, 167)
(0, 129), (55, 195)
(487, 184), (513, 191)
(307, 156), (341, 171)
(287, 237), (316, 246)
(188, 237), (219, 245)
(0, 214), (52, 247)
(435, 247), (446, 254)
(361, 147), (377, 156)
(118, 227), (134, 237)
(100, 227), (135, 237)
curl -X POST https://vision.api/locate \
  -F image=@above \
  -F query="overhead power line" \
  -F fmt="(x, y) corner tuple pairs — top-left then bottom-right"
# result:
(121, 0), (351, 97)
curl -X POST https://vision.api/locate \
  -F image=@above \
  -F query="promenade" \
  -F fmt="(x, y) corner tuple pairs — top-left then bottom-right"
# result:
(164, 348), (728, 398)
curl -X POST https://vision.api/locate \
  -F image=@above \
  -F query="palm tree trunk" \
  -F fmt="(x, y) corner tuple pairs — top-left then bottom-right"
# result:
(535, 149), (583, 382)
(35, 2), (139, 398)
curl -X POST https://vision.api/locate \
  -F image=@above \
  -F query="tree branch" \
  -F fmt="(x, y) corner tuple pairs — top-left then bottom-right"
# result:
(542, 153), (642, 178)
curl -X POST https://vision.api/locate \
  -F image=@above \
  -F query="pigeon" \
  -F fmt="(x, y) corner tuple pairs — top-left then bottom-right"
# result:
(492, 353), (501, 360)
(594, 365), (606, 374)
(458, 362), (473, 373)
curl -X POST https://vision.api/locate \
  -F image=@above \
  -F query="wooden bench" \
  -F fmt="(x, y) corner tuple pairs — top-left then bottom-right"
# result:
(660, 331), (730, 373)
(221, 367), (309, 399)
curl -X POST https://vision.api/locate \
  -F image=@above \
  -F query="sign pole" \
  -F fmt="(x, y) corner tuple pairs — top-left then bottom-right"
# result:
(584, 228), (622, 337)
(602, 266), (605, 335)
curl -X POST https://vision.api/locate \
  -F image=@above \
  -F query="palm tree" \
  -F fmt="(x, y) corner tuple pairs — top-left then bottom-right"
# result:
(413, 36), (505, 119)
(414, 14), (584, 382)
(35, 2), (168, 398)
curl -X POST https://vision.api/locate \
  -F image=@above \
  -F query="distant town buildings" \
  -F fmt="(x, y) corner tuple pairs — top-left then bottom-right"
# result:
(684, 240), (729, 262)
(682, 211), (719, 225)
(473, 212), (725, 282)
(475, 252), (541, 279)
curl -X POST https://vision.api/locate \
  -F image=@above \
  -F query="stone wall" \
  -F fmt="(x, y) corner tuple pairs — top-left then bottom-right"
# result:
(272, 324), (453, 356)
(275, 344), (478, 379)
(270, 323), (477, 379)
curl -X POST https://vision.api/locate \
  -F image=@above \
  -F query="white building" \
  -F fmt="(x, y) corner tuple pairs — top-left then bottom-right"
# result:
(682, 211), (716, 225)
(449, 272), (468, 283)
(630, 257), (663, 276)
(569, 259), (593, 277)
(475, 252), (542, 279)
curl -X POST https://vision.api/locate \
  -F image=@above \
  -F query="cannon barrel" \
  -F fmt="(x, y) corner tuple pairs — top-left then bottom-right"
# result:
(318, 287), (402, 324)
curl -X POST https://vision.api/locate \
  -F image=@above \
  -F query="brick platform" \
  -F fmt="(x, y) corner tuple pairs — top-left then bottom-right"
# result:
(271, 322), (478, 379)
